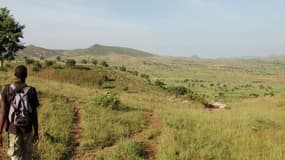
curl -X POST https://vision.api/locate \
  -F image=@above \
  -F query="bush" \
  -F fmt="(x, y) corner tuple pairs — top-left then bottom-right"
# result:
(167, 86), (188, 96)
(91, 59), (98, 65)
(0, 67), (8, 72)
(81, 59), (88, 64)
(219, 92), (225, 97)
(249, 93), (259, 98)
(94, 92), (121, 110)
(39, 56), (45, 60)
(32, 61), (42, 72)
(140, 74), (150, 80)
(119, 66), (127, 72)
(25, 58), (35, 65)
(45, 60), (55, 67)
(101, 61), (109, 67)
(184, 79), (189, 82)
(154, 80), (165, 88)
(65, 59), (76, 68)
(128, 70), (139, 76)
(5, 63), (11, 68)
(56, 56), (61, 61)
(187, 92), (207, 105)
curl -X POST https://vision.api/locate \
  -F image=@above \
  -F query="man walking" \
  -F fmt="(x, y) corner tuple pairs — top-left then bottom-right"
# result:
(0, 65), (39, 160)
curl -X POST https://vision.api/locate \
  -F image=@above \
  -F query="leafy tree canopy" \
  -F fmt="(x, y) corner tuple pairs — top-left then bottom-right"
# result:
(0, 7), (25, 68)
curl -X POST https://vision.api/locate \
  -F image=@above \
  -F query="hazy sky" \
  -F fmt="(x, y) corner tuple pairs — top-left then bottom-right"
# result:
(1, 0), (285, 58)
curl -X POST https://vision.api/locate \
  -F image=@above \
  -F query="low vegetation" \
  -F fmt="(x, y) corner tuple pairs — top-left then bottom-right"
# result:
(1, 56), (285, 160)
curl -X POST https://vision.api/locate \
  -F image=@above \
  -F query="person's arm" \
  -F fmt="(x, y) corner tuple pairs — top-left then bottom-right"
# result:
(0, 87), (7, 147)
(32, 88), (40, 144)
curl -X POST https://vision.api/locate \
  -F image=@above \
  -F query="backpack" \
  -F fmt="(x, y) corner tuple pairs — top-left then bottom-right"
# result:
(8, 84), (33, 127)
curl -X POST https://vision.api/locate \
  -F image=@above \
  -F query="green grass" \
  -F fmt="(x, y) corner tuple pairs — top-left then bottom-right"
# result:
(80, 96), (148, 150)
(34, 92), (74, 160)
(158, 96), (285, 160)
(96, 140), (147, 160)
(2, 56), (285, 160)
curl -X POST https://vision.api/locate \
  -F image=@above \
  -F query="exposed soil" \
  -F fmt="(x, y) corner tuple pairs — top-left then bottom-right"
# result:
(64, 98), (84, 160)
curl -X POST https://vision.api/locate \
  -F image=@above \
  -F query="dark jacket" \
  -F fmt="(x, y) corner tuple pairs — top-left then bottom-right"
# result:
(0, 82), (39, 135)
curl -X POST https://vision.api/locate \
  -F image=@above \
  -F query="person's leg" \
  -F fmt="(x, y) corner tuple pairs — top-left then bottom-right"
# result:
(7, 133), (24, 160)
(23, 132), (33, 160)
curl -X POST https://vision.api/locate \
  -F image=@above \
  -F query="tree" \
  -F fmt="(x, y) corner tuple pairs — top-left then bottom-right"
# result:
(101, 61), (109, 67)
(91, 59), (97, 65)
(0, 8), (25, 69)
(81, 59), (87, 64)
(66, 59), (76, 68)
(56, 56), (61, 61)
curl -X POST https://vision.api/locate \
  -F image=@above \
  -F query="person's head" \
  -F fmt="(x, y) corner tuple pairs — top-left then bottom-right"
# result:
(14, 65), (28, 82)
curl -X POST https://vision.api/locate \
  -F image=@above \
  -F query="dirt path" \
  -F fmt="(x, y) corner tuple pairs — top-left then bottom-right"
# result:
(64, 98), (84, 160)
(82, 110), (162, 160)
(142, 112), (162, 160)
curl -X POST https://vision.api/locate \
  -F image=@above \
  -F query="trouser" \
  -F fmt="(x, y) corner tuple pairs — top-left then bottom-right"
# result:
(7, 132), (33, 160)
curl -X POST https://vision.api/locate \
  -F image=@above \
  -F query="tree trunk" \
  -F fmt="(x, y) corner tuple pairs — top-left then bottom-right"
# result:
(0, 59), (3, 69)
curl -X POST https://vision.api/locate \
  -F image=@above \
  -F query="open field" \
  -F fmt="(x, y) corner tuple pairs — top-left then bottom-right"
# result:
(1, 56), (285, 159)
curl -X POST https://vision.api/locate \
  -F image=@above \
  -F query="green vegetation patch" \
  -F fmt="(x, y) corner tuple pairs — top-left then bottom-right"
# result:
(34, 92), (74, 160)
(96, 140), (147, 160)
(80, 99), (148, 150)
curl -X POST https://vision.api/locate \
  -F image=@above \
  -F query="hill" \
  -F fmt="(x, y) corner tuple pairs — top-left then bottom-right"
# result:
(64, 44), (155, 57)
(18, 44), (156, 59)
(16, 45), (64, 58)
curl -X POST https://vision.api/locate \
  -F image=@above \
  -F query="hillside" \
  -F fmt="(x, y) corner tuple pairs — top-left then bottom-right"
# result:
(64, 44), (155, 57)
(18, 44), (156, 59)
(16, 45), (64, 58)
(1, 57), (285, 159)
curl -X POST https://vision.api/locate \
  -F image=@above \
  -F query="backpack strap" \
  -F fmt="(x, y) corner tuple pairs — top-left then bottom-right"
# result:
(10, 84), (16, 91)
(22, 86), (31, 95)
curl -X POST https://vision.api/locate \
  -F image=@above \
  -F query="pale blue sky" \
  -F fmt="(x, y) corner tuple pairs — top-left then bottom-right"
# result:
(1, 0), (285, 58)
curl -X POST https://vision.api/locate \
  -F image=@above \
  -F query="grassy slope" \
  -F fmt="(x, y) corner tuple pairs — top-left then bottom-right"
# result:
(1, 57), (285, 159)
(108, 56), (285, 102)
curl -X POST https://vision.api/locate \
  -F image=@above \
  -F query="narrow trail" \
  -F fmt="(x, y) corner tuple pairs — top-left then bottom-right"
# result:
(81, 110), (162, 160)
(142, 112), (162, 160)
(63, 98), (84, 160)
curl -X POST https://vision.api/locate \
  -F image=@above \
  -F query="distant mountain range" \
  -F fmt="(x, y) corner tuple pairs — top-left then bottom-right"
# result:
(17, 44), (156, 59)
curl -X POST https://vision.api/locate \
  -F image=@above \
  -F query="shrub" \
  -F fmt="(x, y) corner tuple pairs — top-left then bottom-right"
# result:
(91, 59), (98, 65)
(45, 60), (55, 67)
(219, 92), (225, 97)
(0, 67), (8, 72)
(32, 61), (42, 72)
(39, 56), (45, 60)
(56, 56), (61, 61)
(94, 92), (121, 110)
(167, 86), (188, 96)
(249, 93), (259, 98)
(123, 86), (129, 91)
(65, 59), (76, 68)
(128, 70), (139, 76)
(119, 66), (127, 72)
(187, 92), (207, 105)
(154, 80), (165, 88)
(81, 59), (88, 64)
(25, 58), (35, 65)
(259, 85), (265, 90)
(140, 74), (150, 79)
(5, 63), (11, 68)
(184, 79), (189, 82)
(101, 61), (109, 67)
